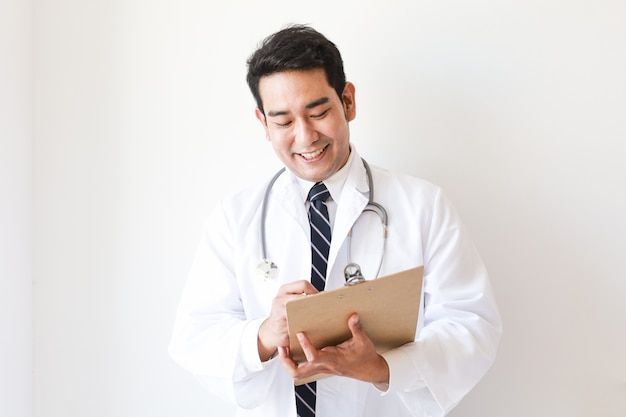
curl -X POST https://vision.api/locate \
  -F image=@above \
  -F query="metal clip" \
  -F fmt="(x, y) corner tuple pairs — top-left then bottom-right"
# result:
(344, 263), (366, 286)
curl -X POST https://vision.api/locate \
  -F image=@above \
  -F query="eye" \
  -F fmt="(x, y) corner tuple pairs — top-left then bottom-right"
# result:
(311, 108), (330, 119)
(274, 120), (292, 127)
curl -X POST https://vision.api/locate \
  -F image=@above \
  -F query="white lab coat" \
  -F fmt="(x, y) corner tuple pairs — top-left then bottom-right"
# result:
(169, 148), (502, 417)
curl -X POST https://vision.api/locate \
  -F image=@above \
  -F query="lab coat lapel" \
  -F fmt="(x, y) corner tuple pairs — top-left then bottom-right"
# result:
(271, 171), (310, 244)
(327, 159), (370, 276)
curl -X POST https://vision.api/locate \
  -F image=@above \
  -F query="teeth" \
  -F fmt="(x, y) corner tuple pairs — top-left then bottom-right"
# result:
(300, 147), (325, 159)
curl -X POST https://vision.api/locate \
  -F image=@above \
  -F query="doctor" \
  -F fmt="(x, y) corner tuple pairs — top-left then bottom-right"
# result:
(169, 25), (502, 417)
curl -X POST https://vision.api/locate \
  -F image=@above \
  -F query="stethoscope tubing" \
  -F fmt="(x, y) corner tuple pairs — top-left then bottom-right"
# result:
(259, 158), (388, 281)
(259, 167), (285, 264)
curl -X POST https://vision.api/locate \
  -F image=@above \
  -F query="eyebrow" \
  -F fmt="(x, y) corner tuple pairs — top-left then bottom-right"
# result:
(267, 97), (330, 117)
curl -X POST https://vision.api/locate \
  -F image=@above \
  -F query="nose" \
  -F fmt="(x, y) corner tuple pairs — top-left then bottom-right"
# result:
(294, 118), (319, 146)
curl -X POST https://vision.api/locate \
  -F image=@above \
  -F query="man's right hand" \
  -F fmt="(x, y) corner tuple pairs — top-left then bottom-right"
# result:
(257, 280), (319, 362)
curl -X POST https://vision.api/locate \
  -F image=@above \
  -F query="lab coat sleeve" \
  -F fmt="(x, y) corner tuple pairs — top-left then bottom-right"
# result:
(381, 187), (502, 417)
(168, 200), (280, 408)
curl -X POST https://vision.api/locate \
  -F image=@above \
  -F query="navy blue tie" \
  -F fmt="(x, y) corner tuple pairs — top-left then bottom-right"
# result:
(308, 182), (331, 291)
(295, 182), (331, 417)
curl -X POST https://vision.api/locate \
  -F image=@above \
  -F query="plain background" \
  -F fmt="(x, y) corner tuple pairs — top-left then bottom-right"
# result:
(2, 1), (625, 416)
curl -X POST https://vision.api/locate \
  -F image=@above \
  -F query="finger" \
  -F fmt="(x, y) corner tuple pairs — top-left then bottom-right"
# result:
(347, 313), (362, 338)
(278, 346), (290, 360)
(278, 346), (298, 375)
(297, 332), (318, 362)
(278, 280), (320, 296)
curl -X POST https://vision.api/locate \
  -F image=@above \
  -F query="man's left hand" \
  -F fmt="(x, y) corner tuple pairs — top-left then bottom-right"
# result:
(277, 313), (390, 385)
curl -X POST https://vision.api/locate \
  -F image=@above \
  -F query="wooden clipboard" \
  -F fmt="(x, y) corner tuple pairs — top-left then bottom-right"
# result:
(285, 266), (423, 385)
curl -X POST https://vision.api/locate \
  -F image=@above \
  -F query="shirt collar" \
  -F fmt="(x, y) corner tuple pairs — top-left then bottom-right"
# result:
(294, 146), (355, 204)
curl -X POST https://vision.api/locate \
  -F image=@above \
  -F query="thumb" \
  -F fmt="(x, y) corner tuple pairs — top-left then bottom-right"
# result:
(348, 313), (363, 337)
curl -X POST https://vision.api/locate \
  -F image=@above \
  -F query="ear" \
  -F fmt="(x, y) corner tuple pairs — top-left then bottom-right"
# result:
(255, 108), (271, 141)
(342, 82), (356, 122)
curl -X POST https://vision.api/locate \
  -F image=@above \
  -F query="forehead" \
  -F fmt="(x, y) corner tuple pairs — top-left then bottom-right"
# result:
(258, 69), (337, 110)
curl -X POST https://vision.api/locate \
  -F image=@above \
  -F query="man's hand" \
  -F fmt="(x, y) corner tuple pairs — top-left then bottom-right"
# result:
(277, 313), (390, 385)
(257, 280), (319, 362)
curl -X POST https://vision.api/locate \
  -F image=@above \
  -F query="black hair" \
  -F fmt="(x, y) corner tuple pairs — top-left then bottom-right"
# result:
(246, 25), (346, 114)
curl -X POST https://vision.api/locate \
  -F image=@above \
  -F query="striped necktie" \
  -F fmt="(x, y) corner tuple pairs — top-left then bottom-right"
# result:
(295, 182), (331, 417)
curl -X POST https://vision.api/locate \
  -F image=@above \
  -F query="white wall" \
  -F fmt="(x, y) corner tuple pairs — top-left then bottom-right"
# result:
(1, 0), (33, 416)
(28, 1), (626, 417)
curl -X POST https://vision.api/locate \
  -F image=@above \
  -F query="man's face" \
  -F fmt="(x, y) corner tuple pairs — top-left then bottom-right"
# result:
(255, 68), (356, 183)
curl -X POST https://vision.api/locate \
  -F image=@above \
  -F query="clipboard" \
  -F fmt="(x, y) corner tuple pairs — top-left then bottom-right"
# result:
(285, 266), (423, 385)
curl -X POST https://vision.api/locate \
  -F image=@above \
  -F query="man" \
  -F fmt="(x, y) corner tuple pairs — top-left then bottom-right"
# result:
(169, 25), (502, 417)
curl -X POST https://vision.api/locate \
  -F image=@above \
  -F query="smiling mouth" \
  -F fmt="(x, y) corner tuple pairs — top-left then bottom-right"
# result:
(299, 145), (328, 160)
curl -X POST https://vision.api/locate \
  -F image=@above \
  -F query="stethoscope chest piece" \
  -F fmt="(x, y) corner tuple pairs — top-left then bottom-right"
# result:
(257, 259), (278, 281)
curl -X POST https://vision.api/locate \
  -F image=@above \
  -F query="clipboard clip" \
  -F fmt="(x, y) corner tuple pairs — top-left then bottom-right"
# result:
(344, 263), (366, 286)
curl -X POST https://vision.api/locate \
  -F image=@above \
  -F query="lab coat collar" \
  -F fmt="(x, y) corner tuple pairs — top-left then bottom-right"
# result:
(291, 145), (356, 205)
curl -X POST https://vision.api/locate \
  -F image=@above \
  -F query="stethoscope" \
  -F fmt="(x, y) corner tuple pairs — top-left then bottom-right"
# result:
(256, 158), (388, 286)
